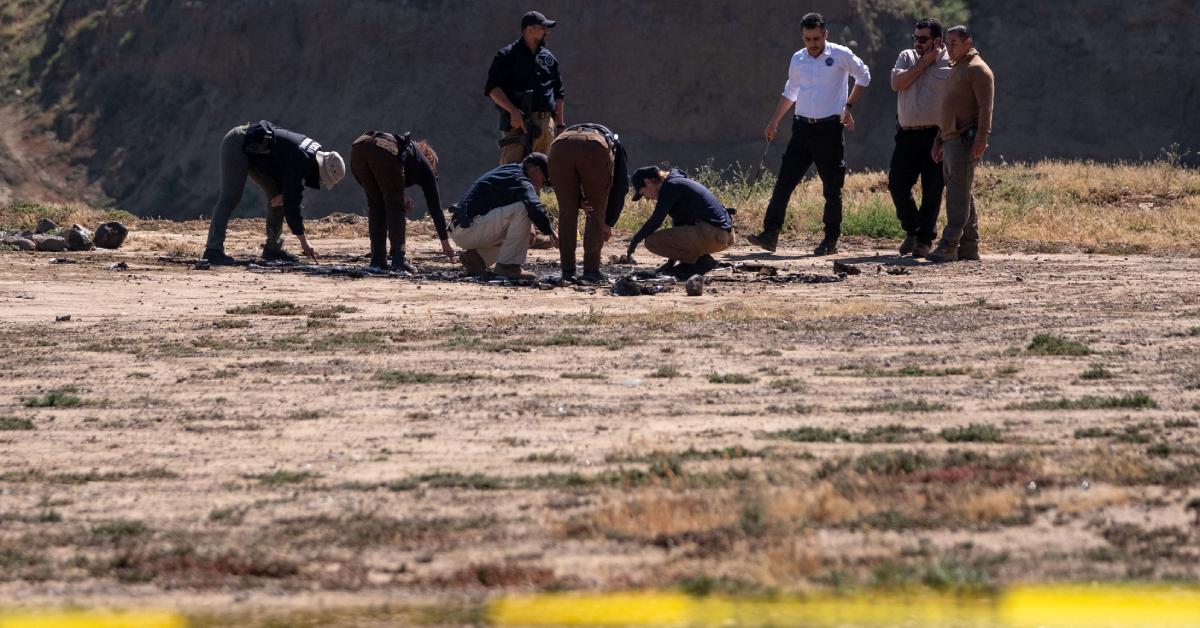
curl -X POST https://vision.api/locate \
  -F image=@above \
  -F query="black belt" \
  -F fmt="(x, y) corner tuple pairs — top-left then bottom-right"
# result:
(795, 114), (841, 124)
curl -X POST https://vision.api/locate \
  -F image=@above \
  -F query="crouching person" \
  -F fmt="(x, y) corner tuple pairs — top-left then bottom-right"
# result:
(449, 153), (559, 280)
(203, 120), (345, 265)
(625, 167), (734, 279)
(350, 131), (455, 271)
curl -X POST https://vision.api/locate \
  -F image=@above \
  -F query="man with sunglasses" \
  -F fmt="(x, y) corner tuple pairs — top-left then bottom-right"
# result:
(889, 18), (951, 259)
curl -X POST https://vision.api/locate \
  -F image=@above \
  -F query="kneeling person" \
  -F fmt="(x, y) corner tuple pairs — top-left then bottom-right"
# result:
(449, 153), (559, 280)
(548, 122), (629, 282)
(350, 131), (454, 271)
(204, 120), (345, 265)
(626, 167), (734, 278)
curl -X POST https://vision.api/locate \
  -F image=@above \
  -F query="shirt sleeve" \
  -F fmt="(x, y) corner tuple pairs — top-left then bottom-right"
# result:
(281, 159), (306, 236)
(484, 49), (507, 97)
(894, 50), (914, 71)
(843, 47), (871, 87)
(549, 54), (565, 100)
(519, 180), (555, 236)
(971, 64), (995, 136)
(409, 149), (449, 241)
(627, 182), (676, 253)
(604, 141), (629, 227)
(781, 53), (801, 102)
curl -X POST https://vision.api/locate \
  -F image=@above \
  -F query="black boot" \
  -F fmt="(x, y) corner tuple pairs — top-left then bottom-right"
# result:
(747, 231), (779, 253)
(391, 255), (416, 273)
(693, 254), (718, 275)
(202, 248), (238, 266)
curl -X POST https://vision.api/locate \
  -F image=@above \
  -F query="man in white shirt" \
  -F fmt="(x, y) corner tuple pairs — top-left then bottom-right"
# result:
(889, 18), (951, 258)
(748, 12), (871, 256)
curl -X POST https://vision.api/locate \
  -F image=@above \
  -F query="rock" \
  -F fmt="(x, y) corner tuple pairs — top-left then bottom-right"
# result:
(192, 261), (212, 270)
(2, 237), (36, 251)
(94, 222), (129, 249)
(832, 260), (861, 275)
(110, 261), (129, 271)
(685, 274), (705, 296)
(63, 224), (94, 251)
(35, 218), (59, 234)
(33, 235), (67, 252)
(612, 275), (642, 296)
(55, 314), (71, 322)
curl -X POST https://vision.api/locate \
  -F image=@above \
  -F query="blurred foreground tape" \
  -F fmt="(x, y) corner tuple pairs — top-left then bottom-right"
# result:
(490, 585), (1200, 627)
(0, 611), (185, 628)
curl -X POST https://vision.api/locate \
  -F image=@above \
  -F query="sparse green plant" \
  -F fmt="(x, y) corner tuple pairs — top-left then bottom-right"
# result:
(22, 388), (84, 408)
(940, 423), (1003, 443)
(649, 365), (682, 378)
(1080, 364), (1114, 380)
(768, 378), (806, 393)
(92, 519), (147, 538)
(0, 416), (34, 430)
(708, 372), (756, 384)
(1027, 334), (1090, 356)
(253, 470), (320, 485)
(225, 300), (304, 316)
(1010, 393), (1157, 411)
(763, 426), (852, 442)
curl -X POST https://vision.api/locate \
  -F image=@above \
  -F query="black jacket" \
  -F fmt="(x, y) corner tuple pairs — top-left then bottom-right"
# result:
(562, 123), (629, 227)
(484, 39), (564, 116)
(450, 164), (555, 236)
(628, 169), (732, 253)
(394, 133), (449, 241)
(243, 120), (320, 236)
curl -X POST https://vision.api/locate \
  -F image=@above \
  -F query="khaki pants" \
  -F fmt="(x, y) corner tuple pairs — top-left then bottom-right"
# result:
(449, 202), (531, 267)
(499, 112), (556, 165)
(644, 221), (733, 264)
(549, 129), (613, 274)
(940, 135), (980, 248)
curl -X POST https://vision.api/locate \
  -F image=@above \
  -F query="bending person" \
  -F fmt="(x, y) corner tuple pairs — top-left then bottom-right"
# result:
(626, 166), (734, 279)
(204, 120), (345, 265)
(350, 131), (454, 271)
(449, 153), (559, 281)
(548, 122), (628, 283)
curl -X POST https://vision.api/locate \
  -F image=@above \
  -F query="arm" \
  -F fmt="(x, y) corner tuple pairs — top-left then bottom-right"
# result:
(551, 55), (565, 125)
(627, 185), (676, 255)
(764, 95), (796, 141)
(970, 65), (995, 159)
(489, 88), (524, 132)
(890, 49), (932, 92)
(519, 181), (556, 237)
(604, 142), (630, 227)
(280, 164), (305, 238)
(840, 49), (871, 131)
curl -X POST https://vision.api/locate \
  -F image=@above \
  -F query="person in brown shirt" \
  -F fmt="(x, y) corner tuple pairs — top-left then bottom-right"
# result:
(930, 24), (994, 263)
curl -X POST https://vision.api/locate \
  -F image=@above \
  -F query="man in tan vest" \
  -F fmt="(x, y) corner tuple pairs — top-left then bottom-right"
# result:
(930, 25), (994, 263)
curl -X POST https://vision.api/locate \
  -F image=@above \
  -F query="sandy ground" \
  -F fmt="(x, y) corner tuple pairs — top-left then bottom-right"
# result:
(1, 224), (1198, 624)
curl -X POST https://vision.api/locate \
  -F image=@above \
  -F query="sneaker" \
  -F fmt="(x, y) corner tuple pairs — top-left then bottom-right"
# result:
(261, 248), (299, 263)
(912, 241), (933, 259)
(693, 254), (719, 275)
(927, 242), (959, 264)
(747, 231), (778, 253)
(580, 270), (609, 284)
(391, 257), (416, 273)
(899, 234), (916, 256)
(202, 248), (239, 266)
(812, 240), (839, 256)
(494, 263), (535, 280)
(460, 249), (486, 276)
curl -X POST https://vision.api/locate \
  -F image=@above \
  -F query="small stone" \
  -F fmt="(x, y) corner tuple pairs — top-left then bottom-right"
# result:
(2, 237), (36, 251)
(192, 261), (212, 270)
(1080, 480), (1090, 490)
(94, 222), (129, 249)
(55, 314), (71, 322)
(35, 218), (59, 234)
(1026, 481), (1037, 493)
(33, 234), (67, 252)
(612, 275), (642, 296)
(110, 261), (129, 271)
(63, 224), (94, 251)
(832, 260), (861, 275)
(685, 274), (705, 296)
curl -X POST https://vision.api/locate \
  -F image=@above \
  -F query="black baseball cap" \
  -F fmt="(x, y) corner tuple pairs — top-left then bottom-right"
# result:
(521, 11), (557, 29)
(630, 166), (661, 201)
(522, 152), (551, 184)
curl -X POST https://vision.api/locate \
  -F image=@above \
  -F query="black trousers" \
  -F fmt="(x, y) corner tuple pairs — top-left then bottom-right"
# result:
(888, 126), (943, 243)
(762, 117), (845, 241)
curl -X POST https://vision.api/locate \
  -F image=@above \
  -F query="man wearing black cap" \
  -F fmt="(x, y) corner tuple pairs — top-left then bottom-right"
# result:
(626, 167), (734, 279)
(448, 153), (559, 281)
(485, 10), (565, 165)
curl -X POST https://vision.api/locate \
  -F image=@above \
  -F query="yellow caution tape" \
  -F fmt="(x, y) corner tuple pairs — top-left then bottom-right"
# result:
(0, 611), (186, 628)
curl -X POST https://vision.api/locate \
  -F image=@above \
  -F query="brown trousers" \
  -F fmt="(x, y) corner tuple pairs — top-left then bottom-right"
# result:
(350, 133), (406, 265)
(499, 112), (556, 165)
(645, 221), (733, 264)
(548, 129), (613, 274)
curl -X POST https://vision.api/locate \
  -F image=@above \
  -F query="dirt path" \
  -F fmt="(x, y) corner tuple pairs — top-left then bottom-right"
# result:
(1, 232), (1198, 622)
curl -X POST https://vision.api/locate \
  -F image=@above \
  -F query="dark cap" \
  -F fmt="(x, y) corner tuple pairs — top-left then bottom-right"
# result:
(521, 152), (551, 184)
(630, 166), (662, 201)
(521, 11), (557, 29)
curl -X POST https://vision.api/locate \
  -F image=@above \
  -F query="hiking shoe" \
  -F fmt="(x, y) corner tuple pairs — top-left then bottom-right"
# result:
(958, 242), (981, 261)
(899, 234), (916, 256)
(927, 242), (959, 264)
(693, 254), (719, 276)
(656, 259), (677, 276)
(747, 231), (778, 253)
(261, 248), (299, 263)
(367, 256), (388, 270)
(202, 248), (239, 266)
(671, 262), (697, 280)
(580, 270), (609, 284)
(391, 257), (416, 273)
(460, 249), (486, 276)
(494, 263), (535, 280)
(912, 241), (933, 259)
(812, 240), (839, 256)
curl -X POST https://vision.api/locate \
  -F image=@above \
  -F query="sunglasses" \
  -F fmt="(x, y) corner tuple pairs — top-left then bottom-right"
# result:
(911, 35), (932, 43)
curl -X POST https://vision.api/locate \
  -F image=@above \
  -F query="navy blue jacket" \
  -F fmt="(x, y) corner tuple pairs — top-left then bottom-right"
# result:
(485, 39), (564, 115)
(450, 164), (555, 236)
(628, 169), (732, 253)
(243, 121), (319, 236)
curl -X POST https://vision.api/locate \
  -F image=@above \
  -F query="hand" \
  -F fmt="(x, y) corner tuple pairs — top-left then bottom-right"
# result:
(298, 237), (317, 261)
(970, 137), (989, 161)
(931, 143), (943, 163)
(440, 239), (456, 262)
(509, 110), (524, 132)
(269, 195), (284, 208)
(581, 200), (595, 216)
(841, 108), (856, 132)
(764, 119), (779, 141)
(919, 44), (940, 67)
(549, 233), (560, 249)
(602, 225), (613, 243)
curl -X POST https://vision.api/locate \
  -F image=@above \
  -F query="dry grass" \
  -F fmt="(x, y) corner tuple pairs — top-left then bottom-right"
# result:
(0, 201), (136, 231)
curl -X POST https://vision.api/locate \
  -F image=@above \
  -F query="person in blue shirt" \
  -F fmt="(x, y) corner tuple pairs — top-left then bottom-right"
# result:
(626, 167), (734, 279)
(449, 153), (559, 281)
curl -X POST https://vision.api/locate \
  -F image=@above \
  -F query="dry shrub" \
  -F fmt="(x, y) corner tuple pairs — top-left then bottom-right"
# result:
(584, 490), (740, 539)
(1047, 485), (1130, 515)
(953, 487), (1022, 523)
(124, 232), (195, 256)
(765, 481), (863, 526)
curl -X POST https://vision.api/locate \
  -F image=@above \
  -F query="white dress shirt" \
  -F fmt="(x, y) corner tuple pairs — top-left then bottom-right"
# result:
(781, 42), (872, 119)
